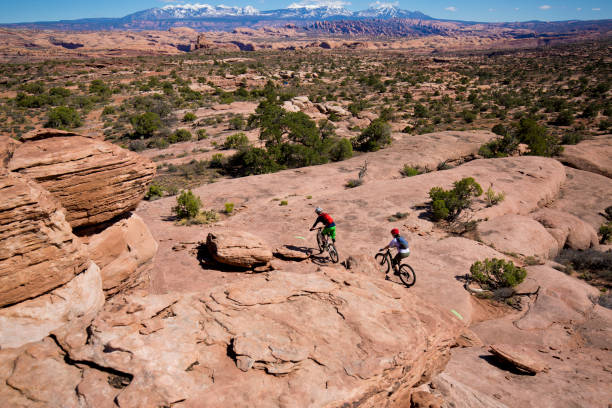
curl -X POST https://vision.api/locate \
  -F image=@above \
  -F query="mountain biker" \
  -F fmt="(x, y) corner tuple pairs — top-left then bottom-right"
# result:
(381, 228), (410, 278)
(310, 207), (336, 245)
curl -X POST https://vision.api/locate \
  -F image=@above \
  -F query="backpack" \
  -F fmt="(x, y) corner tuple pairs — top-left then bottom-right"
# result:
(321, 213), (334, 226)
(397, 236), (409, 250)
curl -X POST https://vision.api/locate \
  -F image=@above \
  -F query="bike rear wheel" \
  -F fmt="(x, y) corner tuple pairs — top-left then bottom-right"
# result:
(399, 264), (416, 287)
(375, 253), (390, 274)
(316, 231), (325, 252)
(328, 244), (339, 263)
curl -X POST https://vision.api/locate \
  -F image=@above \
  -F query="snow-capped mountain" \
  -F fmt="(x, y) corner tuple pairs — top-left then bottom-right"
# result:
(125, 4), (261, 20)
(124, 3), (430, 21)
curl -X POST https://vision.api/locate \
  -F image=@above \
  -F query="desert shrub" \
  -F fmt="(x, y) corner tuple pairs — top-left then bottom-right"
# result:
(15, 92), (50, 108)
(102, 106), (116, 115)
(461, 109), (477, 123)
(478, 133), (520, 158)
(279, 200), (288, 206)
(329, 138), (353, 161)
(348, 99), (369, 116)
(168, 129), (192, 144)
(491, 124), (507, 136)
(413, 103), (429, 118)
(196, 129), (208, 140)
(429, 177), (483, 221)
(209, 153), (225, 168)
(131, 112), (161, 137)
(129, 140), (146, 152)
(515, 117), (562, 157)
(45, 106), (82, 129)
(228, 115), (245, 130)
(224, 202), (235, 214)
(20, 81), (45, 94)
(227, 147), (281, 176)
(352, 119), (391, 152)
(561, 132), (585, 145)
(173, 190), (201, 219)
(484, 185), (505, 207)
(183, 112), (197, 122)
(145, 184), (164, 200)
(400, 165), (421, 177)
(89, 80), (111, 97)
(223, 132), (249, 149)
(553, 109), (574, 126)
(470, 258), (527, 289)
(345, 179), (363, 188)
(49, 87), (71, 98)
(387, 212), (408, 222)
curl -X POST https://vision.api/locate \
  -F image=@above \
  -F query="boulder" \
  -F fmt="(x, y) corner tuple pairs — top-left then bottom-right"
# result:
(0, 172), (88, 307)
(476, 214), (559, 259)
(411, 390), (444, 408)
(560, 135), (612, 178)
(488, 344), (548, 374)
(9, 134), (156, 228)
(0, 261), (104, 349)
(83, 213), (158, 296)
(531, 208), (598, 250)
(206, 230), (273, 268)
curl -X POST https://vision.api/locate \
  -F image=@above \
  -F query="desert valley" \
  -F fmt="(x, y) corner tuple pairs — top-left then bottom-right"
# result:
(0, 3), (611, 407)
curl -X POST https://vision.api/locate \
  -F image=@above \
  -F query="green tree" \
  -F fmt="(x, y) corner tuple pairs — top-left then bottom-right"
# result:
(352, 119), (391, 152)
(223, 133), (249, 149)
(45, 106), (82, 130)
(516, 117), (562, 157)
(470, 258), (527, 289)
(130, 112), (161, 137)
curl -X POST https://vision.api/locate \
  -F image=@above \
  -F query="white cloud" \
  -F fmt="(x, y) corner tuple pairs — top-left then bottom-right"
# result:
(592, 7), (601, 11)
(288, 0), (351, 8)
(514, 7), (519, 10)
(576, 7), (582, 11)
(445, 6), (457, 12)
(539, 5), (551, 10)
(488, 8), (494, 12)
(369, 1), (399, 7)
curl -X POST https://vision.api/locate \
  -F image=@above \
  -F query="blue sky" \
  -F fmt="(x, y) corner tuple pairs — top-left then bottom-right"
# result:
(0, 0), (609, 23)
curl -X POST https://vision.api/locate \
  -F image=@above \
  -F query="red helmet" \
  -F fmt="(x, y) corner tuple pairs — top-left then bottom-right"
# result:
(391, 228), (399, 236)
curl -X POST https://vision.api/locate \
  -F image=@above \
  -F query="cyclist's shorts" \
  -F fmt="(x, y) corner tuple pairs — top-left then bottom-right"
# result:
(322, 226), (336, 240)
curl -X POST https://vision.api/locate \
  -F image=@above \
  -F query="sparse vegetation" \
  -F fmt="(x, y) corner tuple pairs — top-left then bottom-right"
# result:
(173, 190), (202, 220)
(470, 258), (527, 289)
(429, 177), (483, 221)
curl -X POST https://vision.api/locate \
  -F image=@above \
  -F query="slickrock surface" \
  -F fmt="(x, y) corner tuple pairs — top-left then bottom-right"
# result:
(0, 172), (88, 307)
(550, 166), (612, 229)
(83, 213), (158, 296)
(206, 230), (273, 268)
(531, 208), (599, 251)
(0, 136), (20, 172)
(476, 214), (560, 259)
(560, 134), (612, 178)
(9, 134), (156, 228)
(488, 344), (548, 374)
(2, 268), (461, 408)
(0, 262), (104, 348)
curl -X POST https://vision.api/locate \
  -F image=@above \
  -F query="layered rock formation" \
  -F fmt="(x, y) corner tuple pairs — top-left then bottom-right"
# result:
(9, 130), (156, 228)
(206, 230), (273, 268)
(0, 172), (88, 307)
(0, 131), (157, 350)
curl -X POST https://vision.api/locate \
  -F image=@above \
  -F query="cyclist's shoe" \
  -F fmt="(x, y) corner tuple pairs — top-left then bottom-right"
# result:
(393, 269), (400, 276)
(385, 275), (390, 281)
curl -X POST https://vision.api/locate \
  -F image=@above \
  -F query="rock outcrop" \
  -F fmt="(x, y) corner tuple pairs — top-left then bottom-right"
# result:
(488, 344), (548, 374)
(560, 135), (612, 178)
(531, 208), (598, 250)
(0, 136), (20, 173)
(9, 133), (156, 228)
(0, 172), (88, 307)
(206, 230), (273, 268)
(0, 262), (103, 348)
(476, 214), (559, 259)
(10, 268), (463, 407)
(83, 214), (158, 296)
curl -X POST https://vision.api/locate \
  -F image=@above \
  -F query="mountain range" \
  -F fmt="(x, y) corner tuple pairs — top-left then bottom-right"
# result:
(4, 3), (434, 31)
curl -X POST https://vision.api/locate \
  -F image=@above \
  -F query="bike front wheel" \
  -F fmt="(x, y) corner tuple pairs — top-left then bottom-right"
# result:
(375, 253), (390, 274)
(328, 244), (339, 263)
(399, 264), (416, 287)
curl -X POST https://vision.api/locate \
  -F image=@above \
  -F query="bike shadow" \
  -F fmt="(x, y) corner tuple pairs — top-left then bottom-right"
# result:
(310, 252), (336, 266)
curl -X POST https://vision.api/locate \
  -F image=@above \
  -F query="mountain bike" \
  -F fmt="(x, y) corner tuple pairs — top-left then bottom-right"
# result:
(311, 227), (339, 263)
(375, 249), (416, 287)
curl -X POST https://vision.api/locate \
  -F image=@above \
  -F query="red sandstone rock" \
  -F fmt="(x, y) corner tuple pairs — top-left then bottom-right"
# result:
(560, 134), (612, 178)
(489, 344), (548, 374)
(83, 213), (158, 296)
(9, 135), (156, 228)
(0, 172), (88, 307)
(531, 208), (598, 250)
(206, 230), (273, 268)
